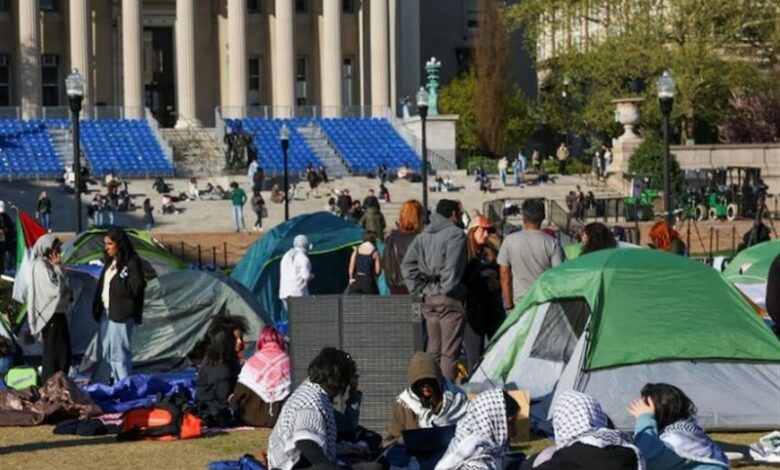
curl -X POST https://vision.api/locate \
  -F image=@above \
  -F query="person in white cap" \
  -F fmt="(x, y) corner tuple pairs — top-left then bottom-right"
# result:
(279, 235), (314, 313)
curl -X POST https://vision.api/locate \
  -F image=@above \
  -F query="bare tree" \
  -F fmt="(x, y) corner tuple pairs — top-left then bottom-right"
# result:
(474, 0), (511, 155)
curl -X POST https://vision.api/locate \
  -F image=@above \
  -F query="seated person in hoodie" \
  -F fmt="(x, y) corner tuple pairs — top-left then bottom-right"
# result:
(629, 383), (729, 470)
(435, 389), (520, 470)
(521, 391), (642, 470)
(383, 352), (468, 447)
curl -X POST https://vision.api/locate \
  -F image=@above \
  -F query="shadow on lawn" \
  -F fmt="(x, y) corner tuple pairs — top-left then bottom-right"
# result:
(0, 435), (116, 455)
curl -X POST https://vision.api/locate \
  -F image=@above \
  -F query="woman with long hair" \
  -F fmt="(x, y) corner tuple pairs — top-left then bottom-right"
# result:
(581, 222), (618, 256)
(196, 317), (245, 427)
(649, 221), (686, 256)
(231, 326), (291, 427)
(27, 235), (71, 381)
(629, 383), (728, 469)
(463, 217), (504, 373)
(383, 200), (424, 294)
(92, 227), (145, 383)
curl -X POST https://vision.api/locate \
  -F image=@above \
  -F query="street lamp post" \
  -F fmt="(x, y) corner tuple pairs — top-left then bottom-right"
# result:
(657, 71), (676, 224)
(280, 124), (290, 221)
(562, 76), (571, 149)
(416, 87), (430, 222)
(66, 68), (85, 233)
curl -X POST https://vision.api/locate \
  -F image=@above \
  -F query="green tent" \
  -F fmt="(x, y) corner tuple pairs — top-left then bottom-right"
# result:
(472, 248), (780, 431)
(62, 227), (185, 276)
(722, 240), (780, 284)
(231, 212), (364, 323)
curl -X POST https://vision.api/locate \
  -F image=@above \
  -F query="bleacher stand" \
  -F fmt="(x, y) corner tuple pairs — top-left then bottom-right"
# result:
(80, 119), (173, 178)
(225, 117), (421, 176)
(225, 118), (321, 174)
(319, 118), (420, 174)
(0, 119), (64, 179)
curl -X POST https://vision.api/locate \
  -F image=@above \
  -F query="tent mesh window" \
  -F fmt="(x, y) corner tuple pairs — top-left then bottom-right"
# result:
(529, 299), (590, 362)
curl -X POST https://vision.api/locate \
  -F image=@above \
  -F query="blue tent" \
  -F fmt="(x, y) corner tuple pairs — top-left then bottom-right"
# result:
(231, 212), (381, 322)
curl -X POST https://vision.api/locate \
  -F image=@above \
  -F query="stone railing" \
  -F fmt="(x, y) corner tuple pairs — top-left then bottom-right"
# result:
(671, 143), (780, 193)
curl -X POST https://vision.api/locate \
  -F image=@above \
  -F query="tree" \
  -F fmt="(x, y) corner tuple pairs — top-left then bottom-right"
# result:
(718, 90), (780, 143)
(507, 0), (779, 144)
(474, 0), (511, 155)
(439, 71), (534, 155)
(628, 134), (682, 192)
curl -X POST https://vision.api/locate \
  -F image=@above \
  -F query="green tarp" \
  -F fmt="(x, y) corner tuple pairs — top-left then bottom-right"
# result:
(490, 249), (780, 372)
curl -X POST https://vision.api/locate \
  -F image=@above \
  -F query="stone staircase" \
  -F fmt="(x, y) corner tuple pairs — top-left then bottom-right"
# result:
(49, 128), (75, 168)
(296, 124), (350, 179)
(161, 127), (226, 177)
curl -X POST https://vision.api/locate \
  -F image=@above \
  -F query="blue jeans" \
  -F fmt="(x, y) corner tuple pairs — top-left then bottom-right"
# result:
(233, 205), (245, 230)
(99, 312), (134, 382)
(107, 210), (115, 225)
(39, 212), (51, 230)
(94, 210), (103, 226)
(499, 168), (507, 185)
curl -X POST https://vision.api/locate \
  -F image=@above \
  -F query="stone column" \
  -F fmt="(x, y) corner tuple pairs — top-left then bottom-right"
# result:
(370, 0), (389, 116)
(227, 0), (247, 118)
(389, 0), (397, 116)
(175, 0), (200, 127)
(70, 0), (92, 117)
(321, 0), (342, 117)
(19, 0), (41, 119)
(274, 0), (295, 117)
(122, 0), (144, 119)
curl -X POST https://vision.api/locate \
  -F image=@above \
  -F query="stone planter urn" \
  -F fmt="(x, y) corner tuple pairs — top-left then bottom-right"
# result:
(612, 97), (644, 141)
(607, 97), (645, 193)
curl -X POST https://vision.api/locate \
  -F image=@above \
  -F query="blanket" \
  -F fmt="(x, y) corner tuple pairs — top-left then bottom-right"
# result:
(82, 370), (197, 413)
(0, 372), (102, 426)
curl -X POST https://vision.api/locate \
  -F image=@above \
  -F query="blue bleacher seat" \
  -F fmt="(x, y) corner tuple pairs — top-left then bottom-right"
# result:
(0, 119), (64, 180)
(79, 119), (173, 178)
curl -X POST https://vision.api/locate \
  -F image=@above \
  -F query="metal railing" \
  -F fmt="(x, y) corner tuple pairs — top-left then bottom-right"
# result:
(0, 106), (148, 120)
(217, 105), (392, 120)
(144, 108), (174, 165)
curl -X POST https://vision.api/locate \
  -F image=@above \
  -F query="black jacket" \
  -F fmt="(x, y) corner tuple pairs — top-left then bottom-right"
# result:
(520, 443), (639, 470)
(92, 256), (146, 324)
(383, 230), (417, 291)
(767, 254), (780, 328)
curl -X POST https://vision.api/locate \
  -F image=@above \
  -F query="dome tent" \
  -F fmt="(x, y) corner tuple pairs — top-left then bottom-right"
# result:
(230, 212), (365, 323)
(472, 249), (780, 433)
(722, 240), (779, 310)
(62, 227), (185, 277)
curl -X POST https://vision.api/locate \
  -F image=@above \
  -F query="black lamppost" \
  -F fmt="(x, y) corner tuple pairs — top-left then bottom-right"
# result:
(280, 123), (290, 221)
(66, 68), (84, 233)
(416, 87), (429, 222)
(657, 71), (676, 224)
(562, 76), (571, 148)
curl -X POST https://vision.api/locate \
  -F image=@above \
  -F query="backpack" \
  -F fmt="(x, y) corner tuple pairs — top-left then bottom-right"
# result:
(4, 366), (39, 391)
(118, 391), (202, 441)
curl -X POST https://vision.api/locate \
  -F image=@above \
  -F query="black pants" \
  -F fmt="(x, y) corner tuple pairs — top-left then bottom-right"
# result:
(254, 211), (263, 228)
(42, 313), (71, 382)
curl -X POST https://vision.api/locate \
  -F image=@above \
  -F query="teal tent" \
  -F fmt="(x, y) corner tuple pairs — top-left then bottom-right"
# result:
(231, 212), (366, 322)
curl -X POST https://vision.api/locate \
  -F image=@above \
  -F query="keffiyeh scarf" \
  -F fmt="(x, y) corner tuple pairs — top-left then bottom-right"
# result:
(533, 391), (645, 470)
(660, 418), (730, 468)
(237, 341), (291, 405)
(435, 389), (508, 470)
(267, 380), (337, 470)
(398, 379), (469, 428)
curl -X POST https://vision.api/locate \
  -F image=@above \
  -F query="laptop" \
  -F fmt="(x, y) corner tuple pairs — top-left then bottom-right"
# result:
(402, 426), (457, 457)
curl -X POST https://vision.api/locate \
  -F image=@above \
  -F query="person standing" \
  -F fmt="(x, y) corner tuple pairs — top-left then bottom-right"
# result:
(556, 142), (570, 174)
(513, 155), (524, 186)
(229, 182), (247, 232)
(532, 149), (541, 172)
(359, 205), (387, 242)
(143, 198), (155, 231)
(0, 201), (15, 273)
(497, 156), (508, 186)
(92, 227), (146, 383)
(36, 191), (52, 231)
(346, 232), (382, 295)
(463, 217), (504, 373)
(92, 194), (104, 227)
(251, 190), (265, 232)
(27, 235), (72, 381)
(105, 192), (117, 225)
(498, 199), (564, 311)
(363, 189), (380, 210)
(337, 189), (352, 219)
(384, 200), (424, 295)
(279, 235), (313, 313)
(402, 199), (468, 380)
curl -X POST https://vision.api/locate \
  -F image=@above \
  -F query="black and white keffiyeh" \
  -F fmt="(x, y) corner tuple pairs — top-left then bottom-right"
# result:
(660, 418), (729, 468)
(532, 391), (645, 470)
(267, 380), (337, 470)
(435, 389), (508, 470)
(398, 379), (469, 428)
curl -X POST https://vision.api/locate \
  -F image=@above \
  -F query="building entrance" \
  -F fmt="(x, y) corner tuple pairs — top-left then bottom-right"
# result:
(143, 27), (176, 127)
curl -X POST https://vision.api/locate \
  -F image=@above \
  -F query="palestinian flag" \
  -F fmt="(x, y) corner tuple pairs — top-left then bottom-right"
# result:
(10, 210), (47, 303)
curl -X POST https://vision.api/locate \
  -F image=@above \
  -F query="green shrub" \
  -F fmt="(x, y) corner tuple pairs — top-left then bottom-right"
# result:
(542, 159), (561, 174)
(628, 135), (682, 190)
(465, 155), (498, 174)
(565, 159), (590, 175)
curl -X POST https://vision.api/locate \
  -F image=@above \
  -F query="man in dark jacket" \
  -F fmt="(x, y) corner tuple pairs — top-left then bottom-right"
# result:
(337, 190), (352, 219)
(401, 199), (467, 380)
(363, 189), (380, 210)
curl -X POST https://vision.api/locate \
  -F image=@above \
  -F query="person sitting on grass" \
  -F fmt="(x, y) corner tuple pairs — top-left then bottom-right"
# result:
(267, 347), (381, 470)
(628, 383), (729, 470)
(435, 389), (520, 470)
(230, 326), (290, 428)
(383, 352), (468, 447)
(521, 391), (643, 470)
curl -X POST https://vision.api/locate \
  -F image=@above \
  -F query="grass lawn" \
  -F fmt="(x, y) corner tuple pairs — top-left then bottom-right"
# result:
(0, 426), (773, 470)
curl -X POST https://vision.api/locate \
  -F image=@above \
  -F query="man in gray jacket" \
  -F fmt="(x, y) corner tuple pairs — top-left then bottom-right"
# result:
(402, 199), (467, 380)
